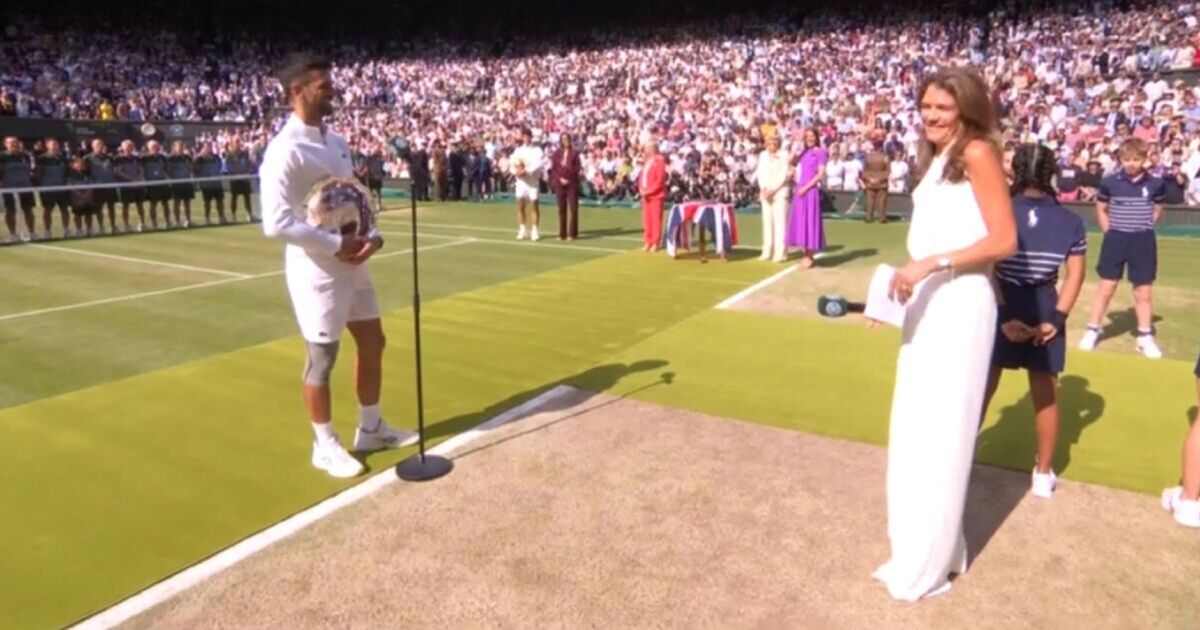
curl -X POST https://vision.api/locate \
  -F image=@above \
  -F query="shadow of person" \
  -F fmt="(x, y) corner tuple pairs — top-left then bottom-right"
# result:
(975, 374), (1106, 475)
(964, 374), (1105, 563)
(816, 248), (878, 268)
(1053, 376), (1107, 472)
(576, 226), (643, 240)
(1097, 307), (1164, 343)
(423, 359), (671, 443)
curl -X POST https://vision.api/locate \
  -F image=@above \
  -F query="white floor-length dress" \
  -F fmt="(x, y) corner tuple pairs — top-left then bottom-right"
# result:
(873, 152), (997, 601)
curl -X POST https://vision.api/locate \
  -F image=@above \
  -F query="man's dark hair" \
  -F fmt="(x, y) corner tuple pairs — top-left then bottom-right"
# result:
(277, 52), (332, 96)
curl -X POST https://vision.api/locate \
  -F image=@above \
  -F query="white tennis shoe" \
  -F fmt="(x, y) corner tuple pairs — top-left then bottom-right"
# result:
(354, 419), (419, 452)
(311, 437), (365, 478)
(1162, 487), (1200, 528)
(1135, 335), (1163, 359)
(1078, 328), (1099, 351)
(1031, 468), (1057, 499)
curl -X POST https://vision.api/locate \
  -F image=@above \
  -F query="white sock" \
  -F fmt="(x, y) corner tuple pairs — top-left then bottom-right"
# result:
(312, 422), (337, 446)
(359, 404), (382, 431)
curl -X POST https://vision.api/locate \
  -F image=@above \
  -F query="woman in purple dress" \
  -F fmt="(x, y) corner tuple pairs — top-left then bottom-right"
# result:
(785, 129), (828, 269)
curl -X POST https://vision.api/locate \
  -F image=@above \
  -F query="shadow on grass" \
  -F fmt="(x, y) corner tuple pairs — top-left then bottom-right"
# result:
(576, 226), (643, 240)
(452, 371), (676, 461)
(403, 360), (672, 452)
(965, 375), (1106, 563)
(816, 248), (878, 268)
(1097, 308), (1165, 343)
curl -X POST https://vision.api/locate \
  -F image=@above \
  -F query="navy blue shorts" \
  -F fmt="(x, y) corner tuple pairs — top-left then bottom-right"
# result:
(992, 282), (1065, 374)
(1096, 230), (1157, 285)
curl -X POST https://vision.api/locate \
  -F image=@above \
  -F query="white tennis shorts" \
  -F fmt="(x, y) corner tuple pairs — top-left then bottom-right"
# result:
(514, 178), (540, 201)
(286, 264), (380, 343)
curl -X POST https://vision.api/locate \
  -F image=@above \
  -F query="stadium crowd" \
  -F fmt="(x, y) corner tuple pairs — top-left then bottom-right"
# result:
(2, 0), (1200, 243)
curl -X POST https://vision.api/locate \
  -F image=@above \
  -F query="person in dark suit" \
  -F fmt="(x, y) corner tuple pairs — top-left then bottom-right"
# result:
(464, 147), (480, 201)
(448, 143), (465, 200)
(411, 144), (430, 202)
(550, 134), (581, 240)
(1102, 98), (1128, 138)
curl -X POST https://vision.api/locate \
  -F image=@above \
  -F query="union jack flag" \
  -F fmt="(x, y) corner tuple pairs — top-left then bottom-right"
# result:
(664, 201), (739, 257)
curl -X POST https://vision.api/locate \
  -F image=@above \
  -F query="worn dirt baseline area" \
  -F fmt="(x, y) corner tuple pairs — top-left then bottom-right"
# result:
(129, 388), (1198, 629)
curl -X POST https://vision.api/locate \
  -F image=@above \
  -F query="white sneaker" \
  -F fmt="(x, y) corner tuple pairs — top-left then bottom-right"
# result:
(530, 226), (541, 242)
(354, 419), (419, 452)
(22, 232), (34, 242)
(1162, 486), (1200, 528)
(1031, 468), (1057, 499)
(1135, 335), (1163, 359)
(1078, 328), (1099, 351)
(311, 437), (365, 478)
(517, 225), (527, 240)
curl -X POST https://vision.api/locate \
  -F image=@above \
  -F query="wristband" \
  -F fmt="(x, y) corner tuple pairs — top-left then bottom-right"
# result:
(1051, 310), (1068, 331)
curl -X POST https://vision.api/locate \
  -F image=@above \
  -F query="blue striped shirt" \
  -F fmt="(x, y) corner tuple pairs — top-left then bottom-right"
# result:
(996, 194), (1087, 287)
(1097, 171), (1164, 233)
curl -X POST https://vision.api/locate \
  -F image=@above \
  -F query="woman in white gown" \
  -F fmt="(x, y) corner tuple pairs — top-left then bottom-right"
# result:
(872, 67), (1017, 602)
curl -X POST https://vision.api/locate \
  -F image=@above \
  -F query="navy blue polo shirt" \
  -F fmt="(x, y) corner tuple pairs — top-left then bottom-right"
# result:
(996, 194), (1087, 287)
(1097, 170), (1165, 233)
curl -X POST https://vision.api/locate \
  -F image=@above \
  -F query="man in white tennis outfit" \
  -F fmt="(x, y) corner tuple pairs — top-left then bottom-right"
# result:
(259, 53), (417, 478)
(511, 128), (544, 241)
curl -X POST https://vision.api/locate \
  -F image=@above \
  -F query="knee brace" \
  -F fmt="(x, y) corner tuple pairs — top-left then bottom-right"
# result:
(302, 340), (340, 385)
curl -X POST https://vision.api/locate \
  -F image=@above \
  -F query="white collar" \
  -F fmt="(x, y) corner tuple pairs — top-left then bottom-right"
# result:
(287, 113), (327, 142)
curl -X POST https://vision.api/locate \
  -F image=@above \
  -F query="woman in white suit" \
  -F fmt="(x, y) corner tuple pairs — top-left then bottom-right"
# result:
(755, 133), (790, 262)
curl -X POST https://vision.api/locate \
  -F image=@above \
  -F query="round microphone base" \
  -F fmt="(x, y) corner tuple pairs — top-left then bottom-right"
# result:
(395, 453), (454, 482)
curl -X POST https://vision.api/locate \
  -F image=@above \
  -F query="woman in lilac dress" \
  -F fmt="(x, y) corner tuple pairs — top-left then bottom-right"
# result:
(785, 129), (828, 268)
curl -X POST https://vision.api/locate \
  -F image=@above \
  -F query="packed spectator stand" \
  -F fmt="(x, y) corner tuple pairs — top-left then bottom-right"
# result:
(1, 0), (1199, 244)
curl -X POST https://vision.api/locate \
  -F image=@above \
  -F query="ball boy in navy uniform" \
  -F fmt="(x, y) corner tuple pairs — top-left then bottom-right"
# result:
(981, 144), (1087, 499)
(1078, 138), (1165, 358)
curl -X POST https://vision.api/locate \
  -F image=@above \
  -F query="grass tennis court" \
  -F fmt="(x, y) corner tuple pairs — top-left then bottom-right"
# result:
(1, 202), (1197, 628)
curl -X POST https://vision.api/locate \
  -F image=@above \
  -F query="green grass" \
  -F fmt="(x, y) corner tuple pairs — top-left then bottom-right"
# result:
(0, 201), (1196, 628)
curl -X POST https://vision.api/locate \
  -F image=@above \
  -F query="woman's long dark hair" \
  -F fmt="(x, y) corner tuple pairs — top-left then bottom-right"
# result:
(913, 67), (1002, 184)
(1010, 143), (1058, 197)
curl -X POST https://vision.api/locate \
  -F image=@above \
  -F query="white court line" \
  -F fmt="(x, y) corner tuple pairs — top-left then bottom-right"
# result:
(714, 265), (798, 310)
(30, 244), (251, 278)
(69, 384), (579, 630)
(0, 239), (474, 323)
(379, 217), (758, 249)
(383, 230), (627, 254)
(378, 219), (647, 243)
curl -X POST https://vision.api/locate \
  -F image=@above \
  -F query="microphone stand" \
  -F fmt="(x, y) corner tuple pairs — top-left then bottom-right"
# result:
(390, 139), (453, 482)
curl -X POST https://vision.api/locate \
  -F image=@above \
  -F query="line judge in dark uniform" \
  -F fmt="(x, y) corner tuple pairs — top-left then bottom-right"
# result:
(225, 138), (257, 222)
(550, 134), (581, 240)
(166, 140), (195, 228)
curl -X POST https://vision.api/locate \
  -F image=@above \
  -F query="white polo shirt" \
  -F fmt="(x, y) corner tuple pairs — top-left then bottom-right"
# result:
(260, 113), (370, 276)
